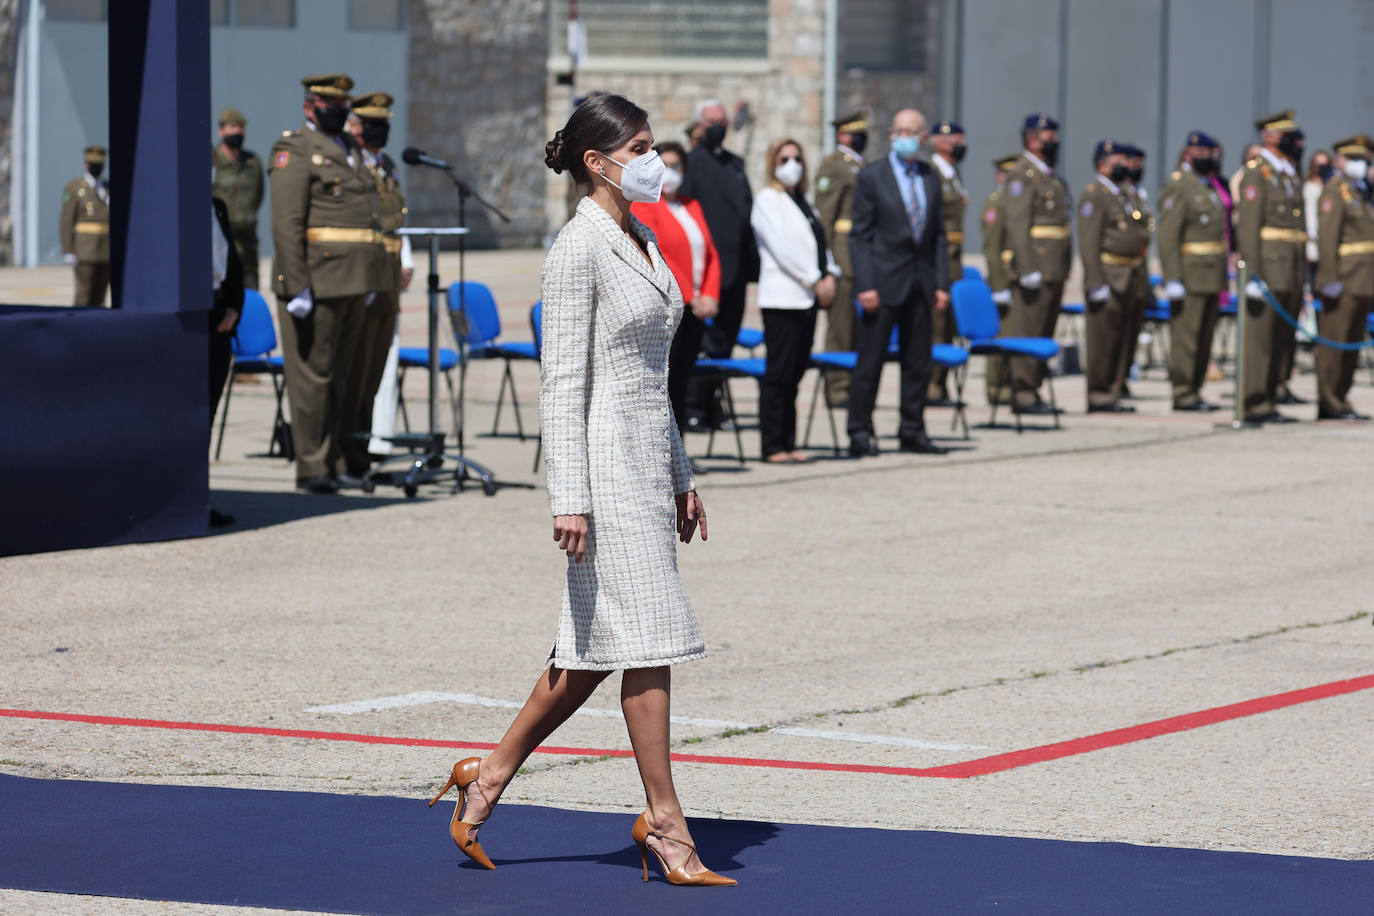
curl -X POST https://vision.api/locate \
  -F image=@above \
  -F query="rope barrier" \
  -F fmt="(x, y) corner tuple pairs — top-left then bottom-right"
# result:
(1251, 276), (1374, 352)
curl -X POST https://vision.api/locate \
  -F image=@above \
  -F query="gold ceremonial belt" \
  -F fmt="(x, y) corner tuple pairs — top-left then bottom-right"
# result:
(1259, 227), (1306, 244)
(306, 227), (382, 244)
(946, 231), (965, 244)
(1029, 225), (1071, 239)
(1100, 252), (1144, 267)
(74, 221), (109, 235)
(382, 237), (402, 254)
(1338, 240), (1374, 256)
(1180, 241), (1227, 256)
(832, 219), (852, 233)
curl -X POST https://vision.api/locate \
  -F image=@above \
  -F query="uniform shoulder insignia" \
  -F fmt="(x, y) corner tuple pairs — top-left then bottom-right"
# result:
(281, 130), (297, 137)
(817, 175), (831, 192)
(1246, 156), (1261, 167)
(1170, 170), (1182, 180)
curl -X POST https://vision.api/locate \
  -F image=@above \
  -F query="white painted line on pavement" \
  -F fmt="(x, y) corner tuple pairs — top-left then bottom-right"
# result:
(306, 692), (985, 751)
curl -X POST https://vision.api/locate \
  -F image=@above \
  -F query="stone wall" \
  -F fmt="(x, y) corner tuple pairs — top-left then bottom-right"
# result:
(544, 0), (830, 238)
(0, 1), (17, 265)
(407, 0), (548, 248)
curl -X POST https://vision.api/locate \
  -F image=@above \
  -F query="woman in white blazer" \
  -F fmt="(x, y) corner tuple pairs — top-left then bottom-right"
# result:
(427, 95), (735, 888)
(751, 138), (840, 462)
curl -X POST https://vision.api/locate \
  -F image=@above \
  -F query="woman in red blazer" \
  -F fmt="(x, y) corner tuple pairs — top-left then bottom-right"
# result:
(633, 142), (721, 436)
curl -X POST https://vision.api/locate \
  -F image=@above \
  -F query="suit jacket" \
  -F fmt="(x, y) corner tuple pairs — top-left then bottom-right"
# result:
(849, 155), (948, 307)
(682, 144), (759, 289)
(212, 196), (244, 332)
(632, 196), (722, 303)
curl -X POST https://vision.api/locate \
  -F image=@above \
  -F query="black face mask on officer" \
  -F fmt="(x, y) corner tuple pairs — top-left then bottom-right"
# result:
(1109, 163), (1130, 183)
(1277, 131), (1304, 164)
(1127, 165), (1144, 183)
(847, 132), (868, 155)
(702, 123), (727, 149)
(1038, 138), (1060, 168)
(361, 119), (390, 149)
(1191, 155), (1218, 176)
(222, 133), (244, 151)
(950, 143), (967, 163)
(87, 162), (103, 180)
(312, 101), (350, 136)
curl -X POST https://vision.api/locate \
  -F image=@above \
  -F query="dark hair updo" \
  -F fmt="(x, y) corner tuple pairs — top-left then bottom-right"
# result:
(545, 94), (649, 188)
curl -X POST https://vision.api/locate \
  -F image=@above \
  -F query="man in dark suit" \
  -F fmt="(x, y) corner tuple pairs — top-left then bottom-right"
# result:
(847, 108), (950, 457)
(681, 99), (760, 428)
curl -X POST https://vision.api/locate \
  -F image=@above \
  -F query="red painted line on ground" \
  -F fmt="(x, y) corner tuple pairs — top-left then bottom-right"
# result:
(3, 673), (1371, 779)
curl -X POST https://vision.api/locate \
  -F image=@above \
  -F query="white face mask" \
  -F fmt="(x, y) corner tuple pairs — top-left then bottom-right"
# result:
(661, 167), (683, 196)
(602, 149), (665, 203)
(775, 158), (804, 189)
(1345, 158), (1368, 181)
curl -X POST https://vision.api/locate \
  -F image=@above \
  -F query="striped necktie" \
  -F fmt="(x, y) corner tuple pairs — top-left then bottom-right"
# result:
(905, 163), (925, 241)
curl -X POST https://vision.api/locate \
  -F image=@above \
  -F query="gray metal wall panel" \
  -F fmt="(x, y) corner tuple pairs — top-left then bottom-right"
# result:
(39, 22), (108, 264)
(1268, 0), (1374, 158)
(1161, 0), (1256, 179)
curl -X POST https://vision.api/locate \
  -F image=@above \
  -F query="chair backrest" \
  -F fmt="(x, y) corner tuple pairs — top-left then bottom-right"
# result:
(232, 289), (276, 358)
(961, 265), (984, 282)
(950, 277), (1001, 341)
(530, 300), (543, 357)
(447, 281), (501, 346)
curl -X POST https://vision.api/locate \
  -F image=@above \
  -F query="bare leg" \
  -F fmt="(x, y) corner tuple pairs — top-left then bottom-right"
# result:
(621, 666), (710, 877)
(461, 666), (610, 831)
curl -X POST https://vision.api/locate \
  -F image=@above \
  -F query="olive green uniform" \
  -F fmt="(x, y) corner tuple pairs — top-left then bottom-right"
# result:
(929, 158), (969, 401)
(1003, 154), (1073, 407)
(59, 177), (110, 306)
(1112, 184), (1154, 397)
(1157, 167), (1228, 407)
(213, 145), (265, 290)
(814, 146), (863, 405)
(270, 123), (390, 484)
(1235, 153), (1306, 419)
(1078, 177), (1151, 407)
(980, 184), (1012, 405)
(340, 149), (407, 474)
(1313, 173), (1374, 415)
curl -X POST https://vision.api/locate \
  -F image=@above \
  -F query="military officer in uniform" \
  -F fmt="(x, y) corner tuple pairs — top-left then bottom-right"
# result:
(1078, 140), (1149, 412)
(1158, 131), (1228, 411)
(59, 146), (111, 307)
(270, 74), (391, 493)
(814, 110), (868, 407)
(1113, 143), (1155, 399)
(1003, 114), (1071, 414)
(212, 108), (265, 290)
(981, 153), (1018, 405)
(1235, 110), (1307, 423)
(342, 91), (414, 476)
(1312, 135), (1374, 421)
(927, 120), (969, 406)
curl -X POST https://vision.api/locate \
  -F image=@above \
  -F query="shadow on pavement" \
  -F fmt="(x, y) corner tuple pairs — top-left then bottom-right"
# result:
(208, 488), (412, 534)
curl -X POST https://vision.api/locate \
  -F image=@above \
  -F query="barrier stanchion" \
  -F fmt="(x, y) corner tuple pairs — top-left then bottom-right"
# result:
(1218, 260), (1258, 430)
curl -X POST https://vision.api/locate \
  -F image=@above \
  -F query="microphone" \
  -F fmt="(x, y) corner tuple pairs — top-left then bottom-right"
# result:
(402, 147), (452, 170)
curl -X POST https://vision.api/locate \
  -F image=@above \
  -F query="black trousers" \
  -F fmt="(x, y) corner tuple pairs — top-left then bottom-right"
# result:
(210, 324), (234, 425)
(847, 291), (932, 441)
(668, 306), (706, 435)
(685, 270), (751, 423)
(759, 306), (817, 457)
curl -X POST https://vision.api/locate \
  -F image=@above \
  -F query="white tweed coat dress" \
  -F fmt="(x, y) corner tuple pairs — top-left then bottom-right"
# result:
(539, 196), (706, 671)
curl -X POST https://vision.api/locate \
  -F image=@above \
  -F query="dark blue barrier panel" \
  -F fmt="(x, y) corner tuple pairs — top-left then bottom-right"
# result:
(0, 306), (208, 556)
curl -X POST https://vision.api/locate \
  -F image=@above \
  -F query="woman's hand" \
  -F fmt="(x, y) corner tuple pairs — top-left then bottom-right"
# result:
(691, 295), (719, 320)
(675, 490), (708, 544)
(553, 514), (589, 562)
(814, 274), (837, 309)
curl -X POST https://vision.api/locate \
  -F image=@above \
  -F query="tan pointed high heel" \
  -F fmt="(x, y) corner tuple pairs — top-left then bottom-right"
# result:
(632, 812), (737, 886)
(429, 757), (496, 870)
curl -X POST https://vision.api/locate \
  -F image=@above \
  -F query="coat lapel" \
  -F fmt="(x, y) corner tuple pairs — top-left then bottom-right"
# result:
(578, 198), (673, 297)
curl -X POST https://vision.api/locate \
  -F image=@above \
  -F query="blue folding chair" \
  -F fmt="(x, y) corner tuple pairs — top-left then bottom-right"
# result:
(736, 326), (764, 352)
(961, 265), (984, 282)
(692, 356), (765, 462)
(950, 277), (1061, 431)
(448, 280), (539, 440)
(396, 343), (461, 440)
(214, 289), (288, 459)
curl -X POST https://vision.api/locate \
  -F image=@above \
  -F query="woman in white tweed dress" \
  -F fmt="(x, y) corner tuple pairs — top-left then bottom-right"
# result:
(428, 95), (735, 888)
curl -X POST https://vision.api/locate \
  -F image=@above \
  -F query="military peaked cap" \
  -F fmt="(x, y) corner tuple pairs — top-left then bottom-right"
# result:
(1186, 130), (1219, 149)
(1023, 113), (1059, 131)
(993, 153), (1019, 170)
(832, 111), (869, 132)
(1093, 139), (1121, 162)
(350, 91), (394, 119)
(1333, 135), (1372, 157)
(219, 108), (247, 126)
(932, 120), (964, 136)
(303, 74), (354, 98)
(1254, 109), (1298, 132)
(83, 145), (106, 163)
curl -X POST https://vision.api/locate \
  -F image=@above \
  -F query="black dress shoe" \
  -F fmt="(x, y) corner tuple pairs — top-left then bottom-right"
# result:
(1174, 401), (1220, 413)
(1276, 389), (1307, 405)
(1015, 401), (1057, 416)
(1087, 402), (1136, 414)
(336, 472), (369, 490)
(209, 508), (235, 527)
(926, 396), (958, 409)
(1248, 411), (1298, 424)
(848, 435), (879, 457)
(297, 475), (339, 494)
(898, 435), (949, 455)
(1317, 408), (1370, 422)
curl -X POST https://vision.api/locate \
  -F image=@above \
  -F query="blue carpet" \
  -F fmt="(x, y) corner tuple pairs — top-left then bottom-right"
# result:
(1, 774), (1370, 914)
